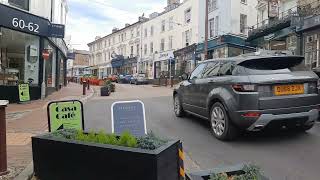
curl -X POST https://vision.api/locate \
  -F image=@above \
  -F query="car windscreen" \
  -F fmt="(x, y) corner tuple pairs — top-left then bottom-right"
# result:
(234, 56), (302, 75)
(233, 66), (291, 75)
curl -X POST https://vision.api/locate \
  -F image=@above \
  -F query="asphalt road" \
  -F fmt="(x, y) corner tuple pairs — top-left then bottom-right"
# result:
(84, 84), (320, 180)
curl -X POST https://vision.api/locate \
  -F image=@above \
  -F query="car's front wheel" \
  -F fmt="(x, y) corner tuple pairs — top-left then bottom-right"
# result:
(210, 102), (238, 141)
(174, 95), (184, 117)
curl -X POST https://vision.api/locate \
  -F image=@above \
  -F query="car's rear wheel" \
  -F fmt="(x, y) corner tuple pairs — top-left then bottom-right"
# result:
(210, 102), (238, 141)
(174, 95), (184, 117)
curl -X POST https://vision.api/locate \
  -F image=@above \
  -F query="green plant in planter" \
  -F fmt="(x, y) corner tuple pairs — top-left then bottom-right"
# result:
(137, 132), (168, 150)
(210, 165), (263, 180)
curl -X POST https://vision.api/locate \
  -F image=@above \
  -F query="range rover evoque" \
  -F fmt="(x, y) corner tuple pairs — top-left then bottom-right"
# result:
(173, 52), (320, 141)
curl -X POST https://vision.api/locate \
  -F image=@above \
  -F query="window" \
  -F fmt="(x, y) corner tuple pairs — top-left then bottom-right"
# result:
(215, 16), (219, 37)
(150, 26), (154, 36)
(121, 34), (124, 42)
(150, 42), (154, 53)
(209, 18), (215, 38)
(241, 0), (247, 4)
(185, 30), (191, 47)
(185, 8), (191, 24)
(112, 37), (115, 44)
(137, 44), (140, 56)
(137, 27), (140, 36)
(169, 17), (174, 30)
(108, 39), (111, 46)
(208, 0), (217, 12)
(144, 44), (147, 55)
(219, 62), (235, 76)
(202, 62), (220, 78)
(169, 36), (173, 50)
(190, 63), (206, 80)
(118, 35), (121, 42)
(144, 28), (148, 37)
(240, 14), (247, 34)
(161, 20), (166, 32)
(131, 46), (134, 55)
(8, 0), (29, 11)
(131, 29), (134, 38)
(160, 38), (165, 51)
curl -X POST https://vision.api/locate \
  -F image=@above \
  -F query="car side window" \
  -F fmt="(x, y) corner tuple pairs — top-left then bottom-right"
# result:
(219, 62), (236, 76)
(189, 63), (206, 80)
(202, 62), (220, 78)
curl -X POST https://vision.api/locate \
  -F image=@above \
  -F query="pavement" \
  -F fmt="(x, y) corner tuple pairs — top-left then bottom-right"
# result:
(85, 83), (320, 180)
(2, 83), (94, 180)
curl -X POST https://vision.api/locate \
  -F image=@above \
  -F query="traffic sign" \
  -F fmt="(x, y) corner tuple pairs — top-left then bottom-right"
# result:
(18, 84), (30, 102)
(111, 100), (147, 137)
(42, 50), (50, 60)
(47, 100), (84, 132)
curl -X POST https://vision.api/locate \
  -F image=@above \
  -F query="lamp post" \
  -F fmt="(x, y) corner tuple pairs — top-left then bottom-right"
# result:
(41, 49), (51, 99)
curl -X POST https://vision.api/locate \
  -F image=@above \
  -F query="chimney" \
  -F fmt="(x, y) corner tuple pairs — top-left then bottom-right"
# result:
(167, 0), (180, 6)
(125, 23), (130, 27)
(112, 27), (119, 33)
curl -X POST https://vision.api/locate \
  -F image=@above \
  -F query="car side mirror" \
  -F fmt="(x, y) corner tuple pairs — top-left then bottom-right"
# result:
(181, 73), (189, 80)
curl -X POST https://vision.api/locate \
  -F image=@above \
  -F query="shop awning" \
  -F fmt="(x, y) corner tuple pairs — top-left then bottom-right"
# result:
(111, 58), (124, 68)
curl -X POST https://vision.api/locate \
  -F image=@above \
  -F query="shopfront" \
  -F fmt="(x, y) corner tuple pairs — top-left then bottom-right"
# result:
(174, 44), (197, 76)
(153, 50), (174, 79)
(0, 3), (66, 103)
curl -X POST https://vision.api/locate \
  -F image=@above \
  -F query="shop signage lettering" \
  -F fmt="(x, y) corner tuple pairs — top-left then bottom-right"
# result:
(12, 17), (40, 33)
(111, 100), (147, 137)
(47, 100), (84, 132)
(0, 4), (65, 38)
(18, 84), (30, 102)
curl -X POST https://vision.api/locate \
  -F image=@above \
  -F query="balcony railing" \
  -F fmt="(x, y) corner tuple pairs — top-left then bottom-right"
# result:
(248, 0), (320, 38)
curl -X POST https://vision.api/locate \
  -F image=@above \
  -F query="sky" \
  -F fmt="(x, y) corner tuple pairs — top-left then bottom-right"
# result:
(66, 0), (167, 50)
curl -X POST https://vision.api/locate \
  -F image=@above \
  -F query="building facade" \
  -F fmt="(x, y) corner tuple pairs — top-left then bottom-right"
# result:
(247, 0), (320, 70)
(67, 50), (90, 81)
(0, 0), (68, 102)
(87, 20), (144, 79)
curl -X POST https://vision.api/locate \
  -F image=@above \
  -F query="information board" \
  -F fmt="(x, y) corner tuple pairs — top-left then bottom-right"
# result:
(111, 100), (147, 137)
(18, 84), (30, 102)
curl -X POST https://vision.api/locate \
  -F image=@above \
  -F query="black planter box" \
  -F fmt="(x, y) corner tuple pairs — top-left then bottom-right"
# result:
(32, 134), (180, 180)
(100, 86), (110, 96)
(187, 164), (269, 180)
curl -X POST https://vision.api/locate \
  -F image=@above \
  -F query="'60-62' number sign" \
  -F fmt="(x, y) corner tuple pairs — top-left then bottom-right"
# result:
(12, 17), (40, 33)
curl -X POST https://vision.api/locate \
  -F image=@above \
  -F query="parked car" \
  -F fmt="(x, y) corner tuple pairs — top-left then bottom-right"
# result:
(119, 74), (132, 84)
(130, 73), (149, 85)
(173, 53), (320, 141)
(108, 74), (118, 83)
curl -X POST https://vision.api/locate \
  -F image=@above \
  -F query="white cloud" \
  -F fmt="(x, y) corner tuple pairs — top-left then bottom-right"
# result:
(66, 0), (166, 50)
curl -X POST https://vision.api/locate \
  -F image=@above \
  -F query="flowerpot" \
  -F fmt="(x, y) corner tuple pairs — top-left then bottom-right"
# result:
(100, 86), (110, 96)
(32, 134), (180, 180)
(187, 164), (269, 180)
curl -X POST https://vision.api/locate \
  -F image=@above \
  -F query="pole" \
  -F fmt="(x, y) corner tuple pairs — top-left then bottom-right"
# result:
(41, 60), (46, 99)
(0, 100), (9, 176)
(82, 81), (87, 95)
(204, 0), (209, 60)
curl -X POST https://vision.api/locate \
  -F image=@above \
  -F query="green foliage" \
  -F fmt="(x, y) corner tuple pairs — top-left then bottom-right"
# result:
(118, 131), (138, 148)
(51, 129), (167, 150)
(210, 165), (263, 180)
(137, 132), (168, 150)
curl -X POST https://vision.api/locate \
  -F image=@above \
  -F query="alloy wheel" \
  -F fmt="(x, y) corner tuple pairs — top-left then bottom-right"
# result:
(211, 106), (226, 136)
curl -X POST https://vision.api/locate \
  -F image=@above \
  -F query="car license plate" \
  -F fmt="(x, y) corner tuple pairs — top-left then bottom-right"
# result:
(274, 84), (304, 96)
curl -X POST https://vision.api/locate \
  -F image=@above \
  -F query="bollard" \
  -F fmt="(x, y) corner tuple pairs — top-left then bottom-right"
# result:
(87, 80), (90, 90)
(82, 81), (87, 95)
(178, 142), (185, 180)
(0, 100), (9, 176)
(171, 77), (173, 88)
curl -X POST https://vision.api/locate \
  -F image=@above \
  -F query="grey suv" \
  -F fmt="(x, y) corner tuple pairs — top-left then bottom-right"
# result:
(173, 54), (320, 141)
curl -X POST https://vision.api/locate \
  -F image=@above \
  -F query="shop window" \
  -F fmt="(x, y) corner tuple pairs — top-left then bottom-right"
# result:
(8, 0), (29, 11)
(44, 40), (57, 88)
(0, 28), (39, 86)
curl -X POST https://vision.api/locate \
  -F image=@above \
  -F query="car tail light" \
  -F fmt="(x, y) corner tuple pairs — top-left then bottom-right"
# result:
(232, 84), (257, 92)
(242, 112), (262, 118)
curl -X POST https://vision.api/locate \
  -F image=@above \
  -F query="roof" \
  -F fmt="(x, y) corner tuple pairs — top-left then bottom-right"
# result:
(87, 21), (142, 46)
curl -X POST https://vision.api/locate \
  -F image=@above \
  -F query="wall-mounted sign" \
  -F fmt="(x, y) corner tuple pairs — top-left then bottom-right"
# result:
(18, 84), (30, 102)
(158, 50), (174, 61)
(0, 4), (65, 38)
(47, 100), (84, 132)
(42, 50), (50, 60)
(111, 100), (146, 137)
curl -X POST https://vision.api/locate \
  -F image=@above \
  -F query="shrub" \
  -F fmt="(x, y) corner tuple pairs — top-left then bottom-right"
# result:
(137, 132), (168, 150)
(210, 165), (263, 180)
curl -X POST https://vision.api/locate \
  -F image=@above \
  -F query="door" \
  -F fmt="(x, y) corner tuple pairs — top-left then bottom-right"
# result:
(181, 63), (206, 112)
(198, 61), (236, 117)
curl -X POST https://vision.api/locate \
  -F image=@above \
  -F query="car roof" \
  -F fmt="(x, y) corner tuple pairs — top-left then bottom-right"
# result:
(200, 54), (304, 65)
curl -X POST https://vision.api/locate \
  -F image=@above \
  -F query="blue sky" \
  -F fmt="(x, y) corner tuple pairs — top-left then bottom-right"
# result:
(66, 0), (166, 50)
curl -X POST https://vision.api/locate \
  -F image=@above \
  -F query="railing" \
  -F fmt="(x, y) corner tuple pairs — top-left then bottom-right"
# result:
(249, 0), (320, 37)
